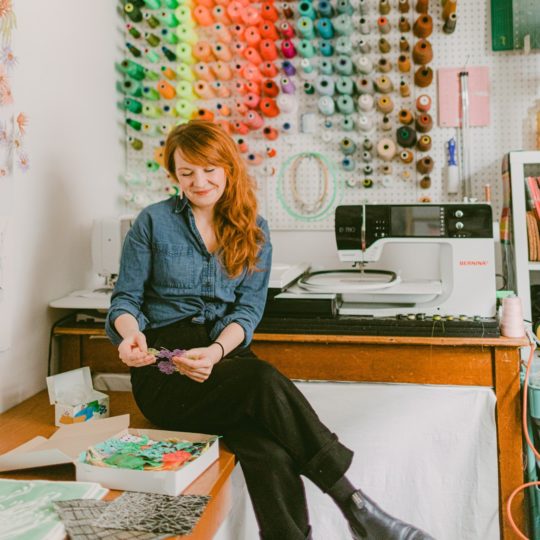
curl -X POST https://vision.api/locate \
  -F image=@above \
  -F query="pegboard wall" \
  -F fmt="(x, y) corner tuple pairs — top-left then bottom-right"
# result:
(118, 0), (540, 231)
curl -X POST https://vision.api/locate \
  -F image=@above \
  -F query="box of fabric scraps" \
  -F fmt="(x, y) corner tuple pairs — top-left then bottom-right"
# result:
(46, 366), (109, 426)
(75, 422), (220, 495)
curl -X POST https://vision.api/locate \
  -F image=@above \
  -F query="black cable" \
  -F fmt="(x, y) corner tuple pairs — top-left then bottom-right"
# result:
(47, 312), (78, 376)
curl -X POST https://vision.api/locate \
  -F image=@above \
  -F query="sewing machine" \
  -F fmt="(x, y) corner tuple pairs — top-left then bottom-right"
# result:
(290, 204), (497, 318)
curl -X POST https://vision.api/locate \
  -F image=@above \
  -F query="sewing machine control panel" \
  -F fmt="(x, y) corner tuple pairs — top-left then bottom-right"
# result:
(336, 204), (493, 250)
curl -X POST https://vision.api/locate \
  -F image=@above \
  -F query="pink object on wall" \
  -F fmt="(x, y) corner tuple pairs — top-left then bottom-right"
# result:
(437, 66), (490, 127)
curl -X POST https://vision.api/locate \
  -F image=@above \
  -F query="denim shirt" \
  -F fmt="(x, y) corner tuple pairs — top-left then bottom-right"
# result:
(105, 196), (272, 348)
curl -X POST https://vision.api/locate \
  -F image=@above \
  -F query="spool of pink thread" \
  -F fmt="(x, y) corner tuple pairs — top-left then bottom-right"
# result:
(245, 80), (261, 95)
(226, 1), (244, 23)
(212, 61), (233, 80)
(231, 24), (245, 39)
(194, 62), (215, 82)
(212, 23), (232, 43)
(279, 22), (295, 39)
(246, 110), (264, 129)
(212, 5), (231, 24)
(212, 81), (231, 97)
(244, 46), (263, 65)
(281, 39), (297, 59)
(233, 121), (250, 135)
(242, 64), (263, 82)
(244, 92), (261, 109)
(194, 80), (216, 99)
(212, 42), (232, 61)
(241, 6), (260, 25)
(193, 41), (215, 62)
(500, 296), (526, 338)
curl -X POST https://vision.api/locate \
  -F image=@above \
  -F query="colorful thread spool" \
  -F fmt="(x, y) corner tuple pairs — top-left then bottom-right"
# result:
(281, 40), (297, 59)
(342, 116), (355, 131)
(398, 54), (411, 73)
(443, 12), (457, 34)
(193, 5), (214, 26)
(413, 39), (433, 65)
(194, 108), (215, 122)
(419, 176), (431, 189)
(263, 126), (279, 140)
(417, 134), (432, 151)
(334, 14), (353, 35)
(123, 97), (143, 114)
(120, 79), (143, 97)
(193, 41), (214, 62)
(399, 36), (410, 52)
(280, 77), (296, 94)
(336, 95), (355, 115)
(143, 103), (162, 118)
(279, 21), (295, 39)
(244, 92), (260, 109)
(176, 42), (194, 62)
(415, 113), (433, 133)
(260, 40), (278, 61)
(378, 58), (392, 73)
(377, 138), (396, 160)
(413, 14), (433, 38)
(297, 16), (315, 39)
(414, 66), (433, 87)
(378, 16), (390, 34)
(215, 102), (231, 116)
(260, 21), (279, 40)
(398, 16), (411, 32)
(261, 1), (279, 21)
(315, 75), (335, 96)
(194, 62), (215, 81)
(374, 76), (393, 93)
(400, 80), (411, 97)
(259, 97), (280, 117)
(335, 56), (354, 76)
(277, 94), (297, 113)
(317, 0), (333, 17)
(398, 108), (414, 125)
(318, 95), (335, 116)
(213, 5), (231, 24)
(379, 0), (391, 14)
(358, 94), (374, 112)
(244, 25), (261, 47)
(336, 76), (355, 95)
(175, 99), (196, 119)
(416, 156), (434, 174)
(358, 115), (374, 132)
(213, 23), (232, 43)
(212, 61), (233, 80)
(298, 1), (317, 20)
(126, 118), (142, 131)
(246, 110), (264, 129)
(282, 60), (296, 76)
(319, 40), (334, 57)
(357, 78), (374, 95)
(177, 79), (197, 99)
(213, 42), (232, 61)
(335, 37), (352, 55)
(319, 59), (333, 75)
(157, 80), (176, 99)
(260, 61), (278, 77)
(416, 0), (429, 14)
(416, 94), (432, 112)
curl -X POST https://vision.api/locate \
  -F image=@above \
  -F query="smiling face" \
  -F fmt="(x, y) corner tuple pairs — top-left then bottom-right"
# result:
(173, 149), (227, 210)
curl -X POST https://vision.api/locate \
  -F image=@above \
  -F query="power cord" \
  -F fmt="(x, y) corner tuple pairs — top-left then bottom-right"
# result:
(47, 312), (77, 376)
(506, 327), (540, 539)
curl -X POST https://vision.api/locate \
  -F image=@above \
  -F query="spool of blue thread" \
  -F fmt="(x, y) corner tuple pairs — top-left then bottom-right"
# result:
(336, 95), (355, 115)
(336, 76), (354, 95)
(297, 16), (315, 39)
(317, 0), (334, 17)
(319, 59), (333, 75)
(319, 40), (334, 57)
(342, 156), (356, 171)
(315, 75), (335, 96)
(298, 40), (316, 58)
(316, 18), (334, 39)
(298, 1), (317, 20)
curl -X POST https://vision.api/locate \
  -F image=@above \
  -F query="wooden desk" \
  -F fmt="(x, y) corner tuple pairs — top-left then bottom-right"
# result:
(0, 390), (236, 540)
(53, 323), (528, 540)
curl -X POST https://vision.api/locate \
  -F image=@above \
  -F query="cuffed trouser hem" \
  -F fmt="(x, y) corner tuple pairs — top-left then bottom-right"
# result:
(300, 433), (354, 492)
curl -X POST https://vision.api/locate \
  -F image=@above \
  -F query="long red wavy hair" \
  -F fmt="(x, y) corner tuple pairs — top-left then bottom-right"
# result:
(164, 120), (264, 278)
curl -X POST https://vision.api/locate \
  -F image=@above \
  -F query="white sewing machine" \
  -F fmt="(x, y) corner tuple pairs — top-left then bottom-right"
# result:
(292, 204), (497, 318)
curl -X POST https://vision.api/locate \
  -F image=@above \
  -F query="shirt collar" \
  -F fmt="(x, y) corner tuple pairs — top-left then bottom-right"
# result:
(173, 195), (189, 213)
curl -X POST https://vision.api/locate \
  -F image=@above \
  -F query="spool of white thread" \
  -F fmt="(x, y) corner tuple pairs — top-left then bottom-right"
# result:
(358, 94), (374, 112)
(277, 94), (298, 113)
(357, 114), (373, 132)
(500, 296), (526, 338)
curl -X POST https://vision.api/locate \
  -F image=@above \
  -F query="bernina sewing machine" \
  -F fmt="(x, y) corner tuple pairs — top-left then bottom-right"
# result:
(291, 203), (497, 319)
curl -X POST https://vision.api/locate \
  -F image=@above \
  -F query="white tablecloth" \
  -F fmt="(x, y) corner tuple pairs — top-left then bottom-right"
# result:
(215, 382), (499, 540)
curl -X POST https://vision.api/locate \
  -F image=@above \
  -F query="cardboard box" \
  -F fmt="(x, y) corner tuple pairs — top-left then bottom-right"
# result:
(46, 367), (109, 426)
(0, 415), (220, 496)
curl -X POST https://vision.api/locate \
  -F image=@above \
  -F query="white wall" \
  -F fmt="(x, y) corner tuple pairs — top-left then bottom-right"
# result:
(0, 1), (124, 412)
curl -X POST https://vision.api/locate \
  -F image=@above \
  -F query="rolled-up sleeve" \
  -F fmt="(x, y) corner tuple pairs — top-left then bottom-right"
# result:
(105, 213), (152, 345)
(211, 219), (272, 347)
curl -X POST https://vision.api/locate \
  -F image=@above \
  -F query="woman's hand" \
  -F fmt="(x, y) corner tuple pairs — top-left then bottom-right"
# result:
(118, 331), (156, 368)
(172, 345), (222, 383)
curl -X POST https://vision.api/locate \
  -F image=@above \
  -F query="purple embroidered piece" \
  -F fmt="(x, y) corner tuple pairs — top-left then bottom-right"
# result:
(149, 348), (187, 375)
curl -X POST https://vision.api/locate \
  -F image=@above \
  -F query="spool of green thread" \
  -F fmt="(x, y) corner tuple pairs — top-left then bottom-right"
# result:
(164, 0), (179, 7)
(319, 59), (333, 75)
(175, 5), (193, 23)
(297, 40), (315, 58)
(333, 14), (353, 35)
(298, 1), (316, 20)
(336, 76), (354, 95)
(124, 3), (143, 23)
(142, 123), (158, 135)
(128, 136), (144, 150)
(119, 59), (145, 80)
(297, 17), (315, 39)
(161, 46), (176, 62)
(335, 37), (352, 55)
(362, 178), (374, 188)
(145, 32), (161, 47)
(337, 95), (355, 115)
(161, 28), (179, 45)
(143, 0), (161, 9)
(335, 56), (353, 76)
(175, 43), (193, 63)
(143, 104), (162, 118)
(126, 118), (142, 131)
(144, 67), (160, 81)
(175, 23), (197, 44)
(145, 49), (160, 63)
(158, 11), (179, 27)
(143, 86), (160, 100)
(147, 160), (161, 172)
(123, 98), (143, 114)
(176, 63), (195, 81)
(126, 42), (141, 58)
(175, 99), (196, 119)
(176, 80), (196, 99)
(119, 79), (143, 97)
(144, 14), (160, 28)
(128, 26), (141, 39)
(341, 116), (355, 131)
(303, 82), (315, 94)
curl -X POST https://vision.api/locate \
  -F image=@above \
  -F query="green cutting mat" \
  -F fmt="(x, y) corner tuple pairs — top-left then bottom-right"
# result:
(491, 0), (540, 51)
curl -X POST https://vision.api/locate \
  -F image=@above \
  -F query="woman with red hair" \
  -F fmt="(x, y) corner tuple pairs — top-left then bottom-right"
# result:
(106, 120), (432, 540)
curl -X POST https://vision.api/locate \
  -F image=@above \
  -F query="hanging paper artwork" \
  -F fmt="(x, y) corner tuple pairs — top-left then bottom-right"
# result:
(0, 0), (28, 177)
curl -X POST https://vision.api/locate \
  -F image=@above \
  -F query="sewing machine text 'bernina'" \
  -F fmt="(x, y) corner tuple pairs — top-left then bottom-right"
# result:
(261, 204), (498, 337)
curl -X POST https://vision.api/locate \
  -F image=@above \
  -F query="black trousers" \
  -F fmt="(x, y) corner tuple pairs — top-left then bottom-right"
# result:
(132, 319), (353, 540)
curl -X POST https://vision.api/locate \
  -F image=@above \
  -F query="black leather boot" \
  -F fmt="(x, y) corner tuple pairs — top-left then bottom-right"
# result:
(344, 490), (435, 540)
